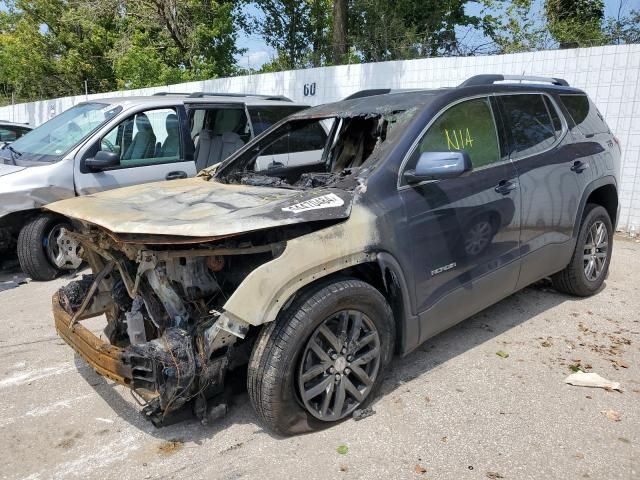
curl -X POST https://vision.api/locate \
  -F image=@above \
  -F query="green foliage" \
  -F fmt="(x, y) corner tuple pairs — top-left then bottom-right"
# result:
(481, 0), (550, 53)
(248, 0), (332, 69)
(1, 0), (638, 106)
(604, 9), (640, 44)
(545, 0), (605, 48)
(348, 0), (483, 62)
(0, 0), (240, 103)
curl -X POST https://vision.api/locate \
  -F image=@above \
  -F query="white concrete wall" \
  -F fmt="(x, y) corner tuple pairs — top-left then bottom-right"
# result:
(2, 44), (639, 231)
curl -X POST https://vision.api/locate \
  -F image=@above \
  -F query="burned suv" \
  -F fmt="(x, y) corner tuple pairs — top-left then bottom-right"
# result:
(48, 75), (620, 434)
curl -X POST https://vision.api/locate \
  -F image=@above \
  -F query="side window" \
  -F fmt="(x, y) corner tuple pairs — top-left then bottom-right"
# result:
(248, 106), (307, 135)
(256, 122), (327, 170)
(406, 97), (500, 175)
(100, 108), (182, 168)
(0, 127), (17, 142)
(263, 123), (327, 155)
(544, 96), (563, 137)
(0, 126), (30, 142)
(189, 107), (249, 145)
(560, 94), (609, 135)
(500, 94), (556, 159)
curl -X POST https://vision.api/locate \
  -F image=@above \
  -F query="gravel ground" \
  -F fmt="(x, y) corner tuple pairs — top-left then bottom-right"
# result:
(0, 237), (638, 480)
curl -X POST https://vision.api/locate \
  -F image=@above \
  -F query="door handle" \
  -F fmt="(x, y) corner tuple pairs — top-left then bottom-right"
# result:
(494, 180), (518, 195)
(166, 170), (187, 180)
(570, 160), (589, 173)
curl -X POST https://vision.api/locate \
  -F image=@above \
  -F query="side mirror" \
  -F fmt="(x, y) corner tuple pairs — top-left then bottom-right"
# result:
(404, 151), (472, 184)
(85, 150), (120, 171)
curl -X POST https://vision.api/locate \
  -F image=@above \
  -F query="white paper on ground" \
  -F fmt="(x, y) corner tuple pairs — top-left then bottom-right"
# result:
(564, 371), (622, 391)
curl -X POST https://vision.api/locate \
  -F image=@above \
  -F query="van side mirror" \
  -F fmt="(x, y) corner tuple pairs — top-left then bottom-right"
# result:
(404, 151), (473, 184)
(85, 150), (120, 171)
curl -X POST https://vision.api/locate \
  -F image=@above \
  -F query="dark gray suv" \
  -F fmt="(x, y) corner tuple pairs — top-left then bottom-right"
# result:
(48, 75), (620, 434)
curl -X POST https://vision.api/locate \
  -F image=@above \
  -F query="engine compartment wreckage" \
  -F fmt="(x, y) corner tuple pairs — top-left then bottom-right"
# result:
(48, 93), (421, 426)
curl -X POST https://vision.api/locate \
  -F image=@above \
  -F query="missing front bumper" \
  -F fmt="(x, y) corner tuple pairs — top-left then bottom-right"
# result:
(53, 292), (234, 426)
(53, 293), (133, 386)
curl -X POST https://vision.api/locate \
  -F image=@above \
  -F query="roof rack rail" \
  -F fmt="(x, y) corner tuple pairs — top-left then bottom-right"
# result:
(187, 92), (292, 102)
(459, 74), (569, 88)
(152, 91), (292, 102)
(343, 89), (393, 100)
(342, 88), (434, 101)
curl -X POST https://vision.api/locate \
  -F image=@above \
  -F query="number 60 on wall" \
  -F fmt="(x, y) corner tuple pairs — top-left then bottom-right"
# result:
(303, 82), (317, 96)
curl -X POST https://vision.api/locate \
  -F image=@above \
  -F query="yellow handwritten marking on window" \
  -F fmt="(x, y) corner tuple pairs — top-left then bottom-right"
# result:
(444, 128), (474, 150)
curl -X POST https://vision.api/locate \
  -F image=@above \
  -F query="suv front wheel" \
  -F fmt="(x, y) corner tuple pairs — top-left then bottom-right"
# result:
(17, 214), (82, 281)
(552, 204), (613, 296)
(247, 278), (394, 435)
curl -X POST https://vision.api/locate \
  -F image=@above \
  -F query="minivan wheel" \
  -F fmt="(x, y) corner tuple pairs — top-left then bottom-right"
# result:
(551, 204), (613, 297)
(247, 278), (394, 435)
(17, 214), (77, 281)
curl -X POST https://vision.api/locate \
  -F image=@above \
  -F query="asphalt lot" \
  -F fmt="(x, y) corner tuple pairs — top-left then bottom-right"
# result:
(0, 237), (638, 480)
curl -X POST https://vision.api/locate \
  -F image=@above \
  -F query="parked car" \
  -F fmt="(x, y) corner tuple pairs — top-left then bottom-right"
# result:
(0, 121), (32, 144)
(0, 93), (310, 280)
(47, 75), (619, 434)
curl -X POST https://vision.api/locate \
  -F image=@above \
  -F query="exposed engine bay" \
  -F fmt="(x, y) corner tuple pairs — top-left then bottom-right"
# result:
(55, 224), (311, 426)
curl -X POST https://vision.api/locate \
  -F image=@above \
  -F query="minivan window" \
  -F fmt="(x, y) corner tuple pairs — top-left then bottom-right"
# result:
(0, 125), (30, 142)
(406, 97), (500, 174)
(6, 103), (122, 163)
(500, 94), (556, 159)
(101, 108), (182, 168)
(560, 94), (609, 135)
(248, 106), (308, 135)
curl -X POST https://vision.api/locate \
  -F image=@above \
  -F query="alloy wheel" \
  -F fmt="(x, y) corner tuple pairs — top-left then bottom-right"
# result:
(583, 220), (608, 281)
(297, 310), (381, 421)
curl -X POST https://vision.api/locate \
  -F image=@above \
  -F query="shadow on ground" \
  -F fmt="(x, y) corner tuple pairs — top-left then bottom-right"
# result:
(73, 280), (595, 444)
(0, 255), (29, 291)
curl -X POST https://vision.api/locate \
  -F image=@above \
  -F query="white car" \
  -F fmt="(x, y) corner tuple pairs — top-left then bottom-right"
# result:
(0, 93), (316, 280)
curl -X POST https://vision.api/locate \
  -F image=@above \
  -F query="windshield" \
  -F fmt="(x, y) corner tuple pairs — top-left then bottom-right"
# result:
(216, 109), (408, 189)
(3, 103), (122, 163)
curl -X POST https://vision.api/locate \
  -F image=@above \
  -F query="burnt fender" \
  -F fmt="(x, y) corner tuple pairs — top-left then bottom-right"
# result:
(376, 251), (421, 355)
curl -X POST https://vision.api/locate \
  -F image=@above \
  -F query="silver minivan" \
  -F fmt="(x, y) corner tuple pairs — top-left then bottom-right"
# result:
(0, 93), (313, 280)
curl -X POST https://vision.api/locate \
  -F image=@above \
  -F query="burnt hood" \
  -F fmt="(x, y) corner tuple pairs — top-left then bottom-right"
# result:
(45, 177), (354, 238)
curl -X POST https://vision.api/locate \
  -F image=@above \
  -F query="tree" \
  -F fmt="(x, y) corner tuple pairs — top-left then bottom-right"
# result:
(604, 9), (640, 44)
(1, 0), (120, 99)
(545, 0), (605, 48)
(331, 0), (346, 63)
(348, 0), (484, 62)
(481, 0), (555, 54)
(115, 0), (240, 84)
(0, 0), (241, 103)
(248, 0), (331, 69)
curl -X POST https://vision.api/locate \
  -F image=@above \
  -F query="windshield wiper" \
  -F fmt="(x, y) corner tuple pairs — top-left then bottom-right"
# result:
(2, 144), (21, 165)
(7, 145), (22, 157)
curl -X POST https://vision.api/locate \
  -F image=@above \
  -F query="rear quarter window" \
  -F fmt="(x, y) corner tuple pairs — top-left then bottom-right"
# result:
(560, 94), (609, 135)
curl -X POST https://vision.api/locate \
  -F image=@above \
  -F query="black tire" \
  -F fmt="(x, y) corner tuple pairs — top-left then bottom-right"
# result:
(17, 214), (70, 281)
(247, 278), (394, 435)
(551, 204), (613, 297)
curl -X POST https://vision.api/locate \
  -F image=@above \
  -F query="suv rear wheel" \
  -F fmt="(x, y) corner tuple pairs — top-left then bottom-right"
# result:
(551, 204), (613, 296)
(247, 278), (394, 435)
